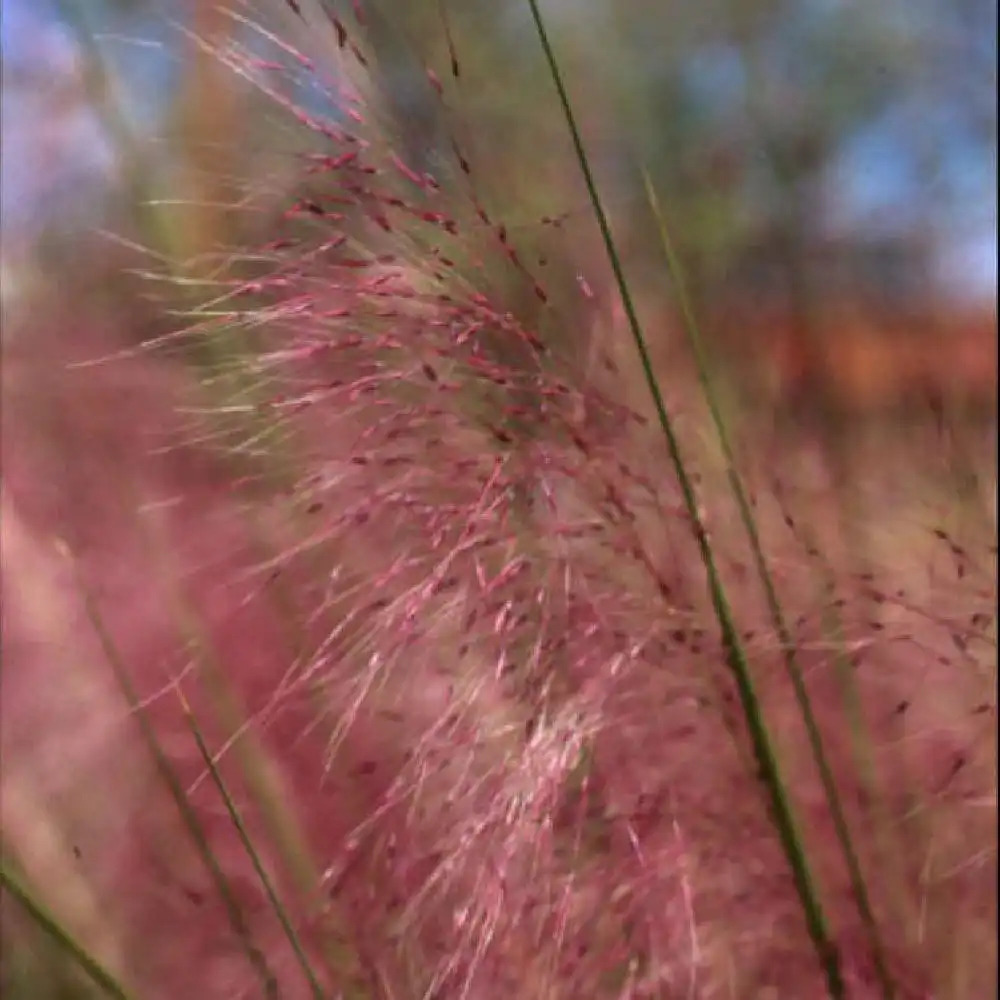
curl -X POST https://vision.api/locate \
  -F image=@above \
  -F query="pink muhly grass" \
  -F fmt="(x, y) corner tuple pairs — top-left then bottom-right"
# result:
(155, 7), (994, 998)
(2, 4), (994, 1000)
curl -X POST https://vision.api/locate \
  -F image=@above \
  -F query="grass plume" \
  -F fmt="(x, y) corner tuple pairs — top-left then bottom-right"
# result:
(1, 2), (995, 999)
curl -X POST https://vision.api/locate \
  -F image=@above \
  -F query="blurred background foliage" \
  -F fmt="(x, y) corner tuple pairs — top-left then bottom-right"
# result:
(1, 0), (996, 419)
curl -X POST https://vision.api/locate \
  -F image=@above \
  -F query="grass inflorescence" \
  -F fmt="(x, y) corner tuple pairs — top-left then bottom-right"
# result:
(1, 3), (995, 999)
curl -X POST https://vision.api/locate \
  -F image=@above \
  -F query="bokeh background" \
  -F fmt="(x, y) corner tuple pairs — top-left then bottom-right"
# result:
(3, 0), (996, 415)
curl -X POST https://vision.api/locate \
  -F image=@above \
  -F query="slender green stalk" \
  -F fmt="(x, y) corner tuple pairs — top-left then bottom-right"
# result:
(782, 500), (916, 941)
(127, 506), (372, 1000)
(523, 3), (844, 994)
(0, 862), (138, 1000)
(644, 175), (896, 999)
(177, 689), (328, 1000)
(59, 542), (281, 1000)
